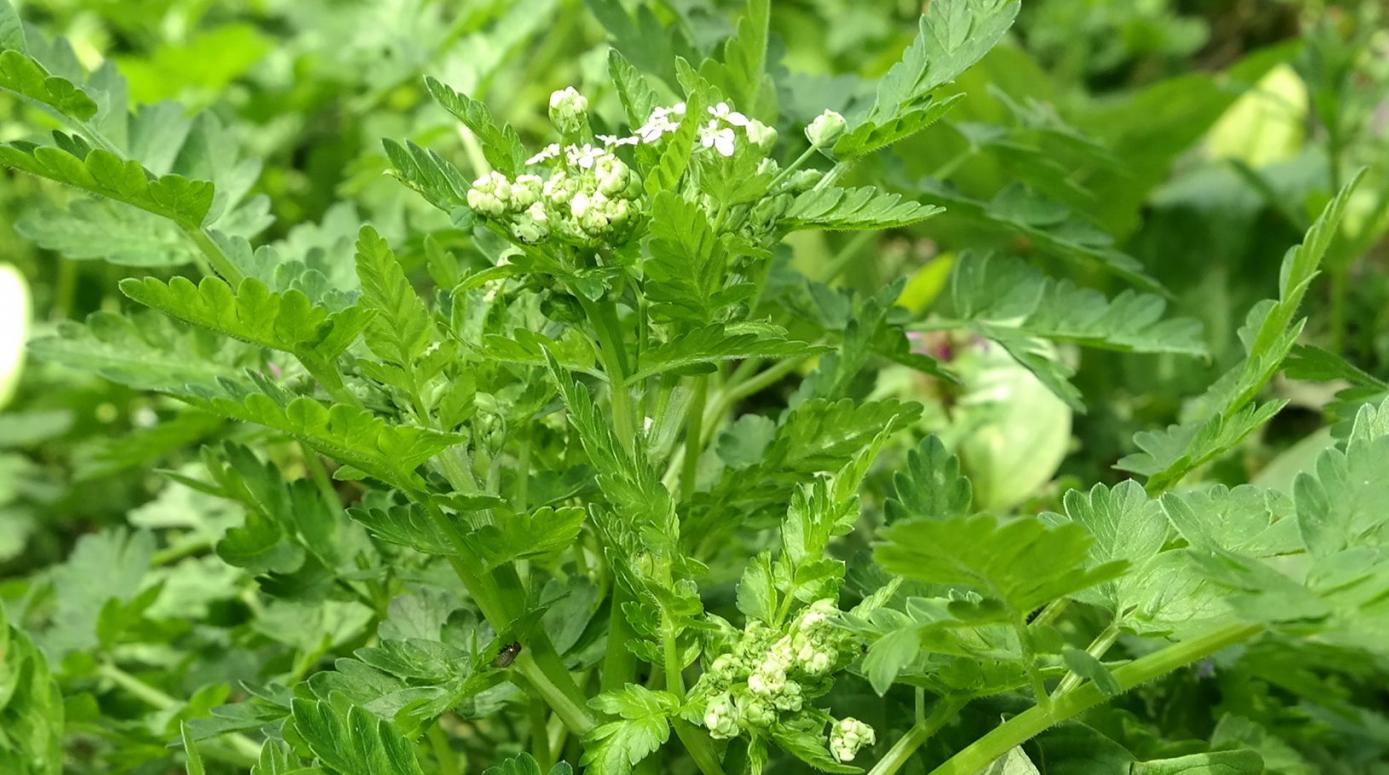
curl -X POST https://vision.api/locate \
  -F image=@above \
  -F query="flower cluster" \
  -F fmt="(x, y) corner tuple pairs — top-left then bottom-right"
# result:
(465, 89), (644, 246)
(692, 600), (856, 742)
(829, 717), (875, 762)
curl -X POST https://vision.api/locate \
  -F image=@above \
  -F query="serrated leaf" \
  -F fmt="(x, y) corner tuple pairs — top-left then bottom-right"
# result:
(382, 139), (472, 221)
(0, 140), (213, 227)
(182, 377), (461, 491)
(119, 276), (368, 376)
(1041, 481), (1167, 617)
(630, 324), (824, 382)
(580, 686), (675, 775)
(768, 726), (861, 774)
(424, 76), (525, 176)
(643, 92), (704, 198)
(348, 503), (453, 555)
(290, 699), (425, 775)
(608, 50), (659, 129)
(863, 0), (1020, 124)
(947, 253), (1206, 355)
(0, 2), (25, 52)
(782, 186), (943, 232)
(699, 0), (774, 121)
(0, 48), (96, 120)
(353, 226), (438, 378)
(465, 506), (587, 570)
(876, 514), (1126, 616)
(835, 93), (962, 158)
(26, 310), (253, 392)
(886, 435), (972, 524)
(15, 198), (198, 266)
(644, 190), (739, 325)
(1120, 171), (1363, 490)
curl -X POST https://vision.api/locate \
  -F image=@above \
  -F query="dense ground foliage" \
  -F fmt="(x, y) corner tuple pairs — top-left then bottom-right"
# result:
(2, 0), (1389, 773)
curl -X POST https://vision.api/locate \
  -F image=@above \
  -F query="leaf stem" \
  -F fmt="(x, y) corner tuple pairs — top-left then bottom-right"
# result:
(924, 623), (1262, 775)
(867, 696), (966, 775)
(1052, 623), (1121, 697)
(672, 719), (728, 775)
(181, 226), (244, 285)
(578, 295), (637, 455)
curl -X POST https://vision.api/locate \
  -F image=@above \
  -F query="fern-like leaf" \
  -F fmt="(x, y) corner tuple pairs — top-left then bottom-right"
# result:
(782, 186), (943, 232)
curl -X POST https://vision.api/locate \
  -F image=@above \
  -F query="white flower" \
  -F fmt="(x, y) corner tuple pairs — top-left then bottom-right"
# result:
(699, 120), (737, 157)
(0, 264), (29, 410)
(829, 718), (875, 763)
(709, 101), (750, 127)
(565, 143), (606, 170)
(548, 86), (589, 134)
(526, 143), (562, 165)
(806, 109), (847, 148)
(597, 133), (640, 147)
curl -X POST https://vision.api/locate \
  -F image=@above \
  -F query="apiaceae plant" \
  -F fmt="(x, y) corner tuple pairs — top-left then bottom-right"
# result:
(2, 0), (1389, 773)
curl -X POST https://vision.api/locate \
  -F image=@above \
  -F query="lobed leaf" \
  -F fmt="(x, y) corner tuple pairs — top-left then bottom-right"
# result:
(782, 186), (943, 232)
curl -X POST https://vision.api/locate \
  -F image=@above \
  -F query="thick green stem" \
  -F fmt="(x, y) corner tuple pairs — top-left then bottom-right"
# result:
(867, 697), (966, 775)
(681, 376), (708, 502)
(98, 664), (262, 761)
(602, 584), (639, 692)
(429, 724), (462, 774)
(672, 720), (728, 775)
(578, 295), (637, 454)
(925, 623), (1262, 775)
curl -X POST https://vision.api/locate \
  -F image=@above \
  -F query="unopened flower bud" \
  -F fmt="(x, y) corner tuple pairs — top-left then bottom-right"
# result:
(510, 174), (543, 208)
(511, 202), (550, 244)
(745, 119), (778, 151)
(805, 109), (847, 148)
(549, 87), (589, 135)
(830, 717), (875, 762)
(703, 693), (740, 740)
(466, 171), (512, 217)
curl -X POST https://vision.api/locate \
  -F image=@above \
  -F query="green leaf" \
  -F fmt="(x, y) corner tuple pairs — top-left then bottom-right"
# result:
(0, 1), (25, 52)
(465, 506), (587, 570)
(353, 226), (438, 377)
(644, 191), (739, 324)
(584, 0), (693, 87)
(183, 377), (461, 491)
(0, 141), (213, 227)
(382, 139), (472, 221)
(1060, 648), (1121, 696)
(0, 48), (96, 121)
(875, 514), (1126, 617)
(835, 93), (962, 158)
(1131, 751), (1264, 775)
(886, 436), (972, 524)
(782, 186), (943, 232)
(978, 747), (1039, 775)
(483, 753), (573, 775)
(862, 0), (1020, 124)
(768, 725), (861, 773)
(581, 685), (676, 775)
(424, 76), (525, 176)
(643, 92), (705, 198)
(0, 604), (64, 775)
(15, 198), (198, 267)
(631, 324), (824, 382)
(348, 503), (454, 555)
(26, 310), (253, 392)
(1119, 170), (1363, 490)
(290, 698), (426, 775)
(947, 253), (1206, 356)
(181, 722), (207, 775)
(119, 276), (368, 377)
(1042, 481), (1169, 618)
(699, 0), (774, 121)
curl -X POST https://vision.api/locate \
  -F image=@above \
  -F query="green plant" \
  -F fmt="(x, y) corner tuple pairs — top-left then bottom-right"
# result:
(3, 0), (1389, 773)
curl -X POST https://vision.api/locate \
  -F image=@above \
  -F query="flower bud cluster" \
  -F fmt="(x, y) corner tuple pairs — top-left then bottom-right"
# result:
(829, 717), (875, 762)
(466, 144), (641, 246)
(691, 600), (853, 742)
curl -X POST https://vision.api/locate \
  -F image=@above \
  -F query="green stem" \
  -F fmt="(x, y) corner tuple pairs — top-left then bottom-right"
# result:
(867, 697), (966, 775)
(663, 622), (685, 699)
(1053, 623), (1121, 697)
(925, 623), (1262, 775)
(672, 720), (728, 775)
(428, 724), (461, 774)
(768, 144), (822, 192)
(181, 226), (244, 285)
(578, 295), (637, 454)
(98, 664), (263, 761)
(422, 501), (596, 734)
(530, 698), (554, 771)
(1013, 613), (1050, 710)
(681, 376), (708, 502)
(602, 583), (639, 692)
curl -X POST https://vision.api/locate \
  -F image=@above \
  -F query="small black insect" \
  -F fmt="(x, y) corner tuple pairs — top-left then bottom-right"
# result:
(493, 641), (522, 668)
